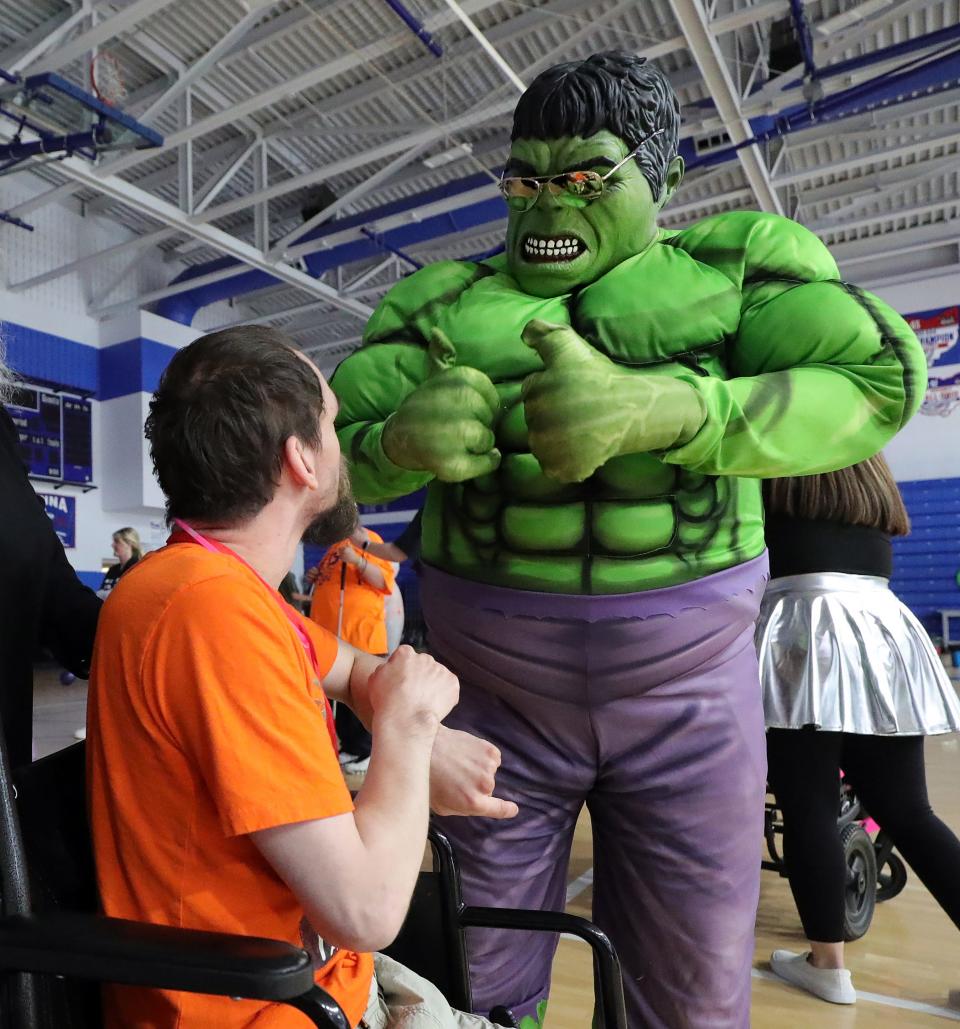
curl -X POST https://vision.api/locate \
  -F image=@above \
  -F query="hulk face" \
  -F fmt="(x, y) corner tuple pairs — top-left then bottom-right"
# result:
(504, 130), (683, 298)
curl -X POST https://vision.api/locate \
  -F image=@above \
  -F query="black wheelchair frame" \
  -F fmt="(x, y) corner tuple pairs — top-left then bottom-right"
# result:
(762, 780), (907, 941)
(0, 736), (627, 1028)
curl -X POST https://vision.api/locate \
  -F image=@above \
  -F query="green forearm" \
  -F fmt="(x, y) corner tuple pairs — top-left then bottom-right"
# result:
(338, 420), (433, 504)
(660, 273), (926, 477)
(662, 363), (914, 477)
(618, 372), (706, 456)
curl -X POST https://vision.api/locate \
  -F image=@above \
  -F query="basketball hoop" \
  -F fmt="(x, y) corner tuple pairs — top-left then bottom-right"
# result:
(0, 67), (161, 175)
(90, 52), (127, 107)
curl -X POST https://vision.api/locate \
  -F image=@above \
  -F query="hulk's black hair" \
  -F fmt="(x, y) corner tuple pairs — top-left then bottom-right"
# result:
(511, 51), (680, 198)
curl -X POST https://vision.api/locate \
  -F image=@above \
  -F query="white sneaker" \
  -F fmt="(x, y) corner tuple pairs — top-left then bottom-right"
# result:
(770, 950), (856, 1005)
(341, 756), (370, 776)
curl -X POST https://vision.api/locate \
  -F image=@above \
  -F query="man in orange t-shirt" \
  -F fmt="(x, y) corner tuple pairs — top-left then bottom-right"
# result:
(309, 527), (395, 655)
(309, 526), (396, 772)
(88, 537), (376, 1026)
(86, 326), (517, 1029)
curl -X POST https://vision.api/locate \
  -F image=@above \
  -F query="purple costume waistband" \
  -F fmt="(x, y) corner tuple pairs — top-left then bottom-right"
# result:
(420, 551), (770, 623)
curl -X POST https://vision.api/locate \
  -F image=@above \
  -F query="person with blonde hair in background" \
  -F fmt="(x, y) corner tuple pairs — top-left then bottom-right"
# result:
(98, 527), (142, 598)
(75, 527), (144, 739)
(759, 454), (960, 1005)
(1, 350), (100, 765)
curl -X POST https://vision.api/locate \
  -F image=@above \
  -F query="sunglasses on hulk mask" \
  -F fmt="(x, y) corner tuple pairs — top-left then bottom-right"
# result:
(498, 129), (665, 212)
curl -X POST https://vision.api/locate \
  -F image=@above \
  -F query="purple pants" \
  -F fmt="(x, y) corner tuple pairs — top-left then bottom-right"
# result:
(423, 555), (769, 1029)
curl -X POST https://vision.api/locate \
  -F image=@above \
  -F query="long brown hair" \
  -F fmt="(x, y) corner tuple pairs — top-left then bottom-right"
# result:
(762, 453), (910, 536)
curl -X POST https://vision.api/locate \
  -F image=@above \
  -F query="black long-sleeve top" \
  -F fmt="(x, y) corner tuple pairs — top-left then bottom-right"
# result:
(0, 408), (101, 768)
(764, 513), (892, 581)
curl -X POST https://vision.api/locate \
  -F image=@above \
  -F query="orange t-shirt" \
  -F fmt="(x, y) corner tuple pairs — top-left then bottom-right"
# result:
(309, 531), (396, 654)
(87, 543), (374, 1028)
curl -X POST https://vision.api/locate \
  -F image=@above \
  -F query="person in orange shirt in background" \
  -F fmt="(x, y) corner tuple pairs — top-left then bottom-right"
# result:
(308, 527), (396, 774)
(86, 326), (517, 1029)
(309, 527), (395, 652)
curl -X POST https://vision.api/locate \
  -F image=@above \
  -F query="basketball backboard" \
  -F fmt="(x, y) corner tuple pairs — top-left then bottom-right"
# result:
(0, 68), (162, 172)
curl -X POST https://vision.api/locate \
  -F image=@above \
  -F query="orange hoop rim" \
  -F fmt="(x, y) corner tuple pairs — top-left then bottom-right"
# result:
(89, 52), (127, 107)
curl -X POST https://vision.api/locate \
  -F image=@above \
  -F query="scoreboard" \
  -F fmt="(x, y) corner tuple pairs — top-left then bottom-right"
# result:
(5, 383), (94, 485)
(62, 394), (94, 483)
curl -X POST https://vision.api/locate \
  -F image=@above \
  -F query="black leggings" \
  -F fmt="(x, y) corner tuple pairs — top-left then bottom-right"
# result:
(766, 727), (960, 942)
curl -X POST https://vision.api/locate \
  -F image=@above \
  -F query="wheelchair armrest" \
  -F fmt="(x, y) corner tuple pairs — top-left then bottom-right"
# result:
(0, 911), (319, 1003)
(459, 907), (626, 1029)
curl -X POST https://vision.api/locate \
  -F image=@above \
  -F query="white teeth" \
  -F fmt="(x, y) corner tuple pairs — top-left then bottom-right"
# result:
(520, 236), (580, 259)
(523, 235), (582, 259)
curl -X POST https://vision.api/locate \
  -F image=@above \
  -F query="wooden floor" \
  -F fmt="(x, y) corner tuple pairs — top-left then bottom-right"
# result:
(549, 730), (960, 1028)
(36, 666), (960, 1027)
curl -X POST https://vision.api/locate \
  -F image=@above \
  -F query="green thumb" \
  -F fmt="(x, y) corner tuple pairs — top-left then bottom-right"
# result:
(521, 319), (591, 368)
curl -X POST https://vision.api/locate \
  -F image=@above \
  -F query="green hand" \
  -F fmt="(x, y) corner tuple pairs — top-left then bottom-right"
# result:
(521, 319), (705, 482)
(381, 328), (502, 482)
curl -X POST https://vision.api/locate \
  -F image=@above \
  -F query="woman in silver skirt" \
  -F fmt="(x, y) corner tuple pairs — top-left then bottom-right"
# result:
(757, 454), (960, 1005)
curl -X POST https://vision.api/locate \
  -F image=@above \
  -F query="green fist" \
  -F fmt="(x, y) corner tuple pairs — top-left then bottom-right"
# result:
(521, 319), (706, 482)
(381, 329), (502, 482)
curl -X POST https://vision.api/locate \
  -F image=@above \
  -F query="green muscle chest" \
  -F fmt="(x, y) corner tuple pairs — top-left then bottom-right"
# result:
(397, 242), (763, 593)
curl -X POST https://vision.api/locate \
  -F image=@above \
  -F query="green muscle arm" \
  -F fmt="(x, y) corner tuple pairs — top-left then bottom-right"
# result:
(332, 261), (494, 504)
(658, 213), (926, 477)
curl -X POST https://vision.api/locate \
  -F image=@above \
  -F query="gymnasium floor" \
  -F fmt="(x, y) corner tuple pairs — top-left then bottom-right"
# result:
(554, 728), (960, 1028)
(36, 666), (960, 1027)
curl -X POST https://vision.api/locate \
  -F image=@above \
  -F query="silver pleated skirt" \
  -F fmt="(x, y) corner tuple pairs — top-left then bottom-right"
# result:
(756, 572), (960, 735)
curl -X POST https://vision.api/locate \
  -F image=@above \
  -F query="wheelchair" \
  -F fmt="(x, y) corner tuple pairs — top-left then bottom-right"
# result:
(763, 779), (908, 941)
(0, 738), (627, 1028)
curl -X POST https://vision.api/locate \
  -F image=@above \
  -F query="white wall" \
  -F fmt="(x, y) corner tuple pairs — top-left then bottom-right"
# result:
(869, 271), (960, 483)
(0, 171), (302, 585)
(870, 271), (960, 316)
(1, 171), (261, 332)
(5, 159), (956, 572)
(0, 175), (173, 314)
(34, 394), (165, 580)
(1, 287), (200, 578)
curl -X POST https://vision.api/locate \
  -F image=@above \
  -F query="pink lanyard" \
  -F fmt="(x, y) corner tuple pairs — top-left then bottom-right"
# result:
(172, 519), (338, 747)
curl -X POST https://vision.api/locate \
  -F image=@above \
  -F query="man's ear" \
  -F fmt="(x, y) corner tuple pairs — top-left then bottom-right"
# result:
(657, 155), (685, 209)
(283, 435), (319, 490)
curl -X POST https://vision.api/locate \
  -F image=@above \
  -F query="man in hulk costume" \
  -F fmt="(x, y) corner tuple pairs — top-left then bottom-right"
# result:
(332, 52), (924, 1028)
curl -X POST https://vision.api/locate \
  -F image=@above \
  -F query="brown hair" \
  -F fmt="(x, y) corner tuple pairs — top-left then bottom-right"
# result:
(112, 527), (142, 560)
(762, 453), (910, 536)
(145, 326), (325, 524)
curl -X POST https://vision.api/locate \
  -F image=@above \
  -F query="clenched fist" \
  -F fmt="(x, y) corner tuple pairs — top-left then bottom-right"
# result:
(367, 645), (459, 738)
(382, 329), (501, 482)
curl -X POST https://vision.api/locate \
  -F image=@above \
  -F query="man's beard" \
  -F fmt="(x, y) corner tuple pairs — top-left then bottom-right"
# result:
(302, 459), (359, 546)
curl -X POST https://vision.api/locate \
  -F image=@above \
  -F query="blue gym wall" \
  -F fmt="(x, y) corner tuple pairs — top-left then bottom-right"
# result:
(2, 317), (182, 584)
(304, 478), (960, 643)
(6, 315), (959, 640)
(3, 322), (178, 399)
(891, 478), (960, 639)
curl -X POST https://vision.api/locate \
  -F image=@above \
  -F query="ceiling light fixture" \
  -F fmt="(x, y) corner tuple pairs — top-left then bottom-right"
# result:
(422, 142), (474, 169)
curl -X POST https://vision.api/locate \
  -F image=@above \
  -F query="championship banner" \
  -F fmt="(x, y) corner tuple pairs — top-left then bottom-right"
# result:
(37, 491), (76, 548)
(907, 306), (960, 417)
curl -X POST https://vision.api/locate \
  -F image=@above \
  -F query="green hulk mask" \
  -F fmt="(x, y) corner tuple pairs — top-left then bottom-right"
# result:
(504, 130), (683, 298)
(332, 51), (925, 594)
